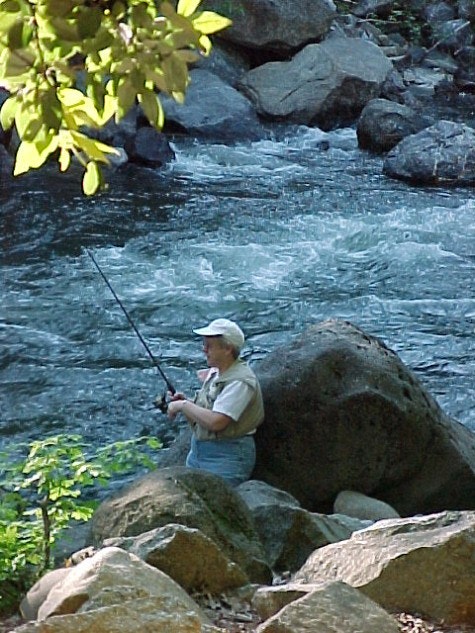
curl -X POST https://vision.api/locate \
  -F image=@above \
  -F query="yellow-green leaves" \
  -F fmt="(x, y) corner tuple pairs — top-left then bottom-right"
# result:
(14, 134), (59, 175)
(191, 11), (232, 34)
(138, 89), (164, 129)
(83, 161), (101, 195)
(0, 0), (232, 194)
(177, 0), (202, 18)
(0, 94), (16, 130)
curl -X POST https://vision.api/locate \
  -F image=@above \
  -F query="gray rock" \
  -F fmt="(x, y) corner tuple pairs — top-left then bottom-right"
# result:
(202, 0), (336, 53)
(237, 480), (359, 571)
(162, 69), (263, 141)
(333, 490), (401, 521)
(124, 126), (175, 168)
(383, 119), (475, 185)
(20, 568), (71, 620)
(104, 523), (248, 593)
(239, 38), (393, 130)
(357, 98), (432, 153)
(352, 0), (398, 19)
(256, 581), (400, 633)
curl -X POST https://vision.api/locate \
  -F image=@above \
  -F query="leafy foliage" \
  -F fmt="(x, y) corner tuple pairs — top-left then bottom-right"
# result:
(0, 0), (232, 194)
(0, 433), (161, 610)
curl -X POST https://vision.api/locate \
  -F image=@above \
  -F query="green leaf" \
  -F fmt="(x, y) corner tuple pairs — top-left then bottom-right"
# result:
(0, 0), (21, 13)
(7, 20), (28, 49)
(162, 52), (188, 93)
(117, 77), (137, 117)
(191, 11), (232, 35)
(82, 161), (100, 195)
(144, 67), (169, 93)
(49, 16), (78, 41)
(0, 95), (16, 130)
(77, 6), (102, 40)
(138, 89), (163, 129)
(1, 48), (35, 79)
(71, 130), (119, 161)
(176, 0), (201, 17)
(58, 148), (71, 172)
(42, 0), (76, 18)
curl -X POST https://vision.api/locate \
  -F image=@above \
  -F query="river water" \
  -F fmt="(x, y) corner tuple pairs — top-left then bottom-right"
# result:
(1, 124), (474, 460)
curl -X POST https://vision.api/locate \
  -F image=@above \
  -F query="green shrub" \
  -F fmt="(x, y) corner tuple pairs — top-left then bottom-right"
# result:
(0, 433), (160, 613)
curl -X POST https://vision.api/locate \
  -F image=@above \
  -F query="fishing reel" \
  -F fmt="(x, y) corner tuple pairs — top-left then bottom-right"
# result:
(154, 390), (169, 414)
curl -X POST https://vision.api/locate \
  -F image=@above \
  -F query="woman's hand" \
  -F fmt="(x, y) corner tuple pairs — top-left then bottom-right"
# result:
(167, 399), (186, 420)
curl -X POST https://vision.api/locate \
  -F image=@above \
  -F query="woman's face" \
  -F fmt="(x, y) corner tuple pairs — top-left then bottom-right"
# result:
(202, 336), (232, 368)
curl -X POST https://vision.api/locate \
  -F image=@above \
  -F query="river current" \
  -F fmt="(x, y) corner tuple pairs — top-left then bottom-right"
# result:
(1, 125), (474, 459)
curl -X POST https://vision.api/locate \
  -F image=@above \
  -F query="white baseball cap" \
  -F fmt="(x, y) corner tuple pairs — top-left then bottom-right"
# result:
(193, 318), (245, 351)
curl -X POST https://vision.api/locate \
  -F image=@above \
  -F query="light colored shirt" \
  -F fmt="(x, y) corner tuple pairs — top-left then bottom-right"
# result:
(212, 379), (254, 422)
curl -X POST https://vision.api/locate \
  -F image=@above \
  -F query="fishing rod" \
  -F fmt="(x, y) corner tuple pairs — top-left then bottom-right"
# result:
(85, 249), (176, 410)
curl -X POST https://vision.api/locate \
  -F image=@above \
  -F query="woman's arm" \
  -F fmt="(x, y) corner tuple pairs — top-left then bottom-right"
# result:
(167, 399), (232, 432)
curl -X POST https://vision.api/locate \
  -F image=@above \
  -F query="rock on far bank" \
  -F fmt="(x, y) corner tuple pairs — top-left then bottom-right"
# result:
(239, 38), (393, 130)
(383, 119), (475, 185)
(202, 0), (336, 53)
(161, 68), (264, 141)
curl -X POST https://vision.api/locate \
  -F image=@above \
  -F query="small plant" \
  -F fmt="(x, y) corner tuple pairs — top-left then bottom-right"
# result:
(0, 433), (160, 613)
(367, 2), (425, 44)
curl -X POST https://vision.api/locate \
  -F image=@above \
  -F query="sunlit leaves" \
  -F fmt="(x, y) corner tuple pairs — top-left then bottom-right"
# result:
(0, 432), (161, 595)
(191, 11), (232, 34)
(177, 0), (202, 18)
(0, 0), (232, 194)
(83, 160), (101, 195)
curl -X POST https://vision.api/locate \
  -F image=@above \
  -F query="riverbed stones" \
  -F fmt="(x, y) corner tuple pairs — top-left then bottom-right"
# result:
(383, 119), (475, 185)
(253, 318), (475, 515)
(90, 465), (272, 584)
(294, 510), (475, 626)
(239, 38), (393, 130)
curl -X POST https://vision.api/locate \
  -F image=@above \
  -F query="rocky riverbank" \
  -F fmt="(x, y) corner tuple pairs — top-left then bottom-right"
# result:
(6, 320), (475, 633)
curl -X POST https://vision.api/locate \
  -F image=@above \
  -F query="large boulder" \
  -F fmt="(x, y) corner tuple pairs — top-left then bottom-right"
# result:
(239, 38), (393, 130)
(202, 0), (336, 53)
(383, 120), (475, 185)
(162, 69), (264, 141)
(253, 319), (475, 515)
(90, 466), (271, 584)
(294, 511), (475, 626)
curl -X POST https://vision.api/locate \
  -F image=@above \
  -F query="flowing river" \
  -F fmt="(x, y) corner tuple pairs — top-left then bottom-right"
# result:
(1, 124), (474, 462)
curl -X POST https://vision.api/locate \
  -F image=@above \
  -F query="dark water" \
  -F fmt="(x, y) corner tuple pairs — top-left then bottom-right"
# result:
(1, 125), (474, 459)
